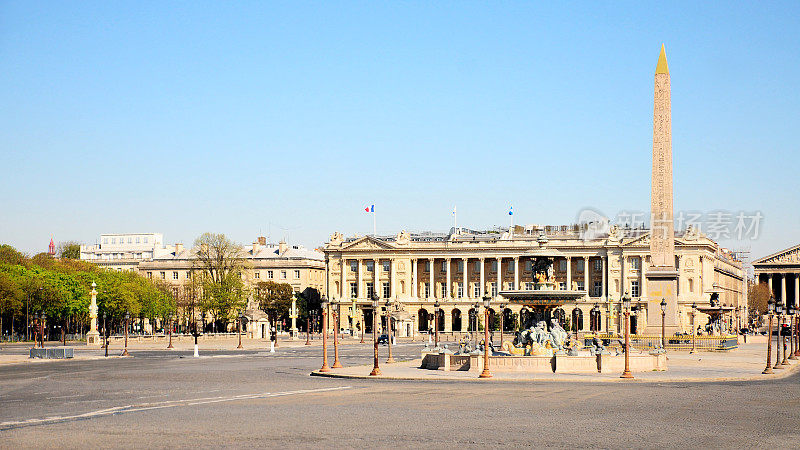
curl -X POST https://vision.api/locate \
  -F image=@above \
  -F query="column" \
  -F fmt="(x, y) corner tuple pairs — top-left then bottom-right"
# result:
(496, 257), (502, 295)
(412, 259), (418, 299)
(566, 256), (572, 290)
(795, 274), (799, 308)
(429, 258), (434, 300)
(340, 258), (346, 299)
(390, 257), (397, 300)
(584, 256), (590, 296)
(781, 273), (787, 306)
(602, 255), (607, 300)
(463, 257), (469, 298)
(768, 274), (773, 299)
(446, 258), (452, 300)
(641, 258), (647, 299)
(480, 257), (485, 297)
(357, 258), (363, 299)
(374, 258), (379, 298)
(620, 255), (626, 296)
(514, 256), (520, 290)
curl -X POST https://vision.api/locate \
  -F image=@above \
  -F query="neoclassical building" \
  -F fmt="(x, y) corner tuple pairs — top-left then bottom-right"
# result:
(753, 244), (800, 308)
(323, 225), (745, 337)
(138, 237), (325, 338)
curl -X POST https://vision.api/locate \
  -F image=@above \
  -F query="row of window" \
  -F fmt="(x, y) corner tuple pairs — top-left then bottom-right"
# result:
(103, 236), (150, 245)
(146, 269), (303, 281)
(254, 270), (301, 280)
(347, 258), (641, 274)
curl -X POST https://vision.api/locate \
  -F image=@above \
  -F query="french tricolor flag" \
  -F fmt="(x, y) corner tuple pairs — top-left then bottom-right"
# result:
(365, 204), (374, 213)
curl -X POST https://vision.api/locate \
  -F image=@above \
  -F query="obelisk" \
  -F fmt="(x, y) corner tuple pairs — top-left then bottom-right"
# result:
(646, 45), (680, 334)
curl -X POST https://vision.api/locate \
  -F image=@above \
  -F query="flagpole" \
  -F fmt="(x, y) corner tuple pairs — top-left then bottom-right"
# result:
(373, 210), (376, 237)
(453, 206), (457, 232)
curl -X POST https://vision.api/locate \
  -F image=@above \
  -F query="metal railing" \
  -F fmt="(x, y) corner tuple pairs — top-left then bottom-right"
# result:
(584, 333), (739, 351)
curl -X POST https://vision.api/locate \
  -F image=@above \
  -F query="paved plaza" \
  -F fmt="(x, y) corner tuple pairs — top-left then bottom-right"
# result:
(1, 337), (800, 448)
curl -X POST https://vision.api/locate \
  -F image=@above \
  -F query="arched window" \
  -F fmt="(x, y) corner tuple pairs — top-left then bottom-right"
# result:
(437, 309), (445, 332)
(571, 308), (584, 332)
(418, 309), (429, 332)
(520, 308), (533, 329)
(553, 308), (566, 327)
(589, 307), (601, 332)
(452, 309), (462, 332)
(502, 308), (514, 332)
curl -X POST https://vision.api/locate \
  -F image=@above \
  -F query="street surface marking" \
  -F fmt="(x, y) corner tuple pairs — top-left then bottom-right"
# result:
(0, 386), (352, 431)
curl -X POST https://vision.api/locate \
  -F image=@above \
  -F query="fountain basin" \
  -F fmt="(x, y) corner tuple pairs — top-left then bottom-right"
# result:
(421, 351), (666, 374)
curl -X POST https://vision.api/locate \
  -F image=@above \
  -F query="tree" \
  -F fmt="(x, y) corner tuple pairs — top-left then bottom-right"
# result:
(256, 281), (294, 334)
(192, 233), (249, 330)
(748, 282), (771, 325)
(57, 241), (82, 260)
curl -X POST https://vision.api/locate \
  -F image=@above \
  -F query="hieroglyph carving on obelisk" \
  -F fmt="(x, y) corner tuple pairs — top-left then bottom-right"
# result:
(649, 44), (675, 270)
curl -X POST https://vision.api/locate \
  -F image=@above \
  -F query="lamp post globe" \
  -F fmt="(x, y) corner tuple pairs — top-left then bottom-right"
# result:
(479, 294), (492, 378)
(370, 294), (381, 376)
(620, 292), (633, 379)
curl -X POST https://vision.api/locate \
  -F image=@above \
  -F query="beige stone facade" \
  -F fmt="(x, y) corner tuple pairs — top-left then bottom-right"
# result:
(323, 226), (745, 337)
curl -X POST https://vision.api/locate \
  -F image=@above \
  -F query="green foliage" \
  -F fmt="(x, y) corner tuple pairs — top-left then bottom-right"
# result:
(57, 241), (82, 259)
(256, 281), (294, 320)
(0, 245), (175, 333)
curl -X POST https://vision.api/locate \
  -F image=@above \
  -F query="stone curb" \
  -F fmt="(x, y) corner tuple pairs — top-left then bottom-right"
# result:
(310, 359), (800, 384)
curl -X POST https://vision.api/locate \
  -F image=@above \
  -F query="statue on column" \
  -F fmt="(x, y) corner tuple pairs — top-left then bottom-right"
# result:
(86, 281), (101, 346)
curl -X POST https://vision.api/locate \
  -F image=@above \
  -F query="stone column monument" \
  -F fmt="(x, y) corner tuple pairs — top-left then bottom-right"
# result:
(646, 44), (680, 334)
(86, 281), (101, 346)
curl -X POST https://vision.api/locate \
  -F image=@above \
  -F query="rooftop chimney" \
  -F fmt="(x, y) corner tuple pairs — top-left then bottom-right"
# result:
(175, 243), (184, 255)
(278, 240), (288, 255)
(252, 241), (260, 255)
(257, 236), (266, 245)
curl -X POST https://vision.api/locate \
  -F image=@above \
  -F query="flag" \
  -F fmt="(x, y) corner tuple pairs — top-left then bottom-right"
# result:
(452, 206), (457, 216)
(365, 204), (374, 213)
(508, 205), (513, 216)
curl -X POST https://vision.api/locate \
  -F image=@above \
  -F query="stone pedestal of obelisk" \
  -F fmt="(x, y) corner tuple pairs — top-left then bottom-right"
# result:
(86, 281), (101, 346)
(646, 45), (680, 334)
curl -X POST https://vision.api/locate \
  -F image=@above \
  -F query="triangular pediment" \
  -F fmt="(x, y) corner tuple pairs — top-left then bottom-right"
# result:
(621, 232), (650, 247)
(341, 236), (395, 251)
(754, 244), (800, 265)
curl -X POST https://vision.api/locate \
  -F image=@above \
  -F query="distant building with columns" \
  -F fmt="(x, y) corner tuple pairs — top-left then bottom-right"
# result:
(753, 244), (800, 308)
(322, 225), (745, 337)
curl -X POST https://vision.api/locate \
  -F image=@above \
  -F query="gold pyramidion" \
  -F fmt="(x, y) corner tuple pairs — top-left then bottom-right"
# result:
(656, 44), (669, 75)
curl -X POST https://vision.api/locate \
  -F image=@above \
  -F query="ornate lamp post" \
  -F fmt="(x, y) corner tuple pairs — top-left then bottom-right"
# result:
(191, 321), (201, 357)
(763, 297), (775, 374)
(319, 297), (331, 372)
(660, 298), (667, 350)
(102, 312), (109, 358)
(788, 305), (797, 361)
(591, 303), (600, 333)
(620, 292), (633, 379)
(774, 301), (784, 369)
(690, 303), (697, 354)
(237, 310), (244, 349)
(370, 294), (381, 376)
(433, 300), (441, 348)
(795, 311), (800, 358)
(473, 301), (480, 349)
(305, 311), (312, 346)
(385, 299), (395, 364)
(479, 294), (492, 379)
(122, 311), (130, 356)
(498, 302), (506, 346)
(332, 298), (343, 369)
(167, 314), (174, 349)
(780, 302), (789, 366)
(360, 308), (365, 344)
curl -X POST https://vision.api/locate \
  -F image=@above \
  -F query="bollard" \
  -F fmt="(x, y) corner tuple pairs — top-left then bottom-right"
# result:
(270, 341), (275, 353)
(193, 344), (199, 358)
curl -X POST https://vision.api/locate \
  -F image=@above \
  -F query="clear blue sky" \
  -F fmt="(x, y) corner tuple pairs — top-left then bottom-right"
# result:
(1, 1), (797, 262)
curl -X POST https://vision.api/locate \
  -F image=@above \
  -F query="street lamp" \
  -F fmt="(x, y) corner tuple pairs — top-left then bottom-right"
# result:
(479, 294), (492, 379)
(237, 310), (245, 349)
(775, 301), (785, 369)
(385, 299), (395, 364)
(166, 313), (174, 349)
(779, 302), (789, 366)
(370, 294), (381, 376)
(591, 303), (600, 333)
(433, 300), (441, 349)
(191, 321), (201, 357)
(498, 302), (507, 346)
(122, 311), (130, 356)
(305, 309), (312, 346)
(660, 298), (667, 350)
(40, 312), (47, 348)
(102, 312), (109, 357)
(763, 297), (775, 374)
(332, 298), (343, 369)
(473, 301), (480, 349)
(788, 305), (797, 361)
(319, 297), (331, 372)
(690, 302), (697, 354)
(620, 292), (633, 379)
(795, 308), (800, 358)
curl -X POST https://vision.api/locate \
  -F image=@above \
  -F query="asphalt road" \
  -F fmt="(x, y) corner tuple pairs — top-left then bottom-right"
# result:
(1, 342), (799, 448)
